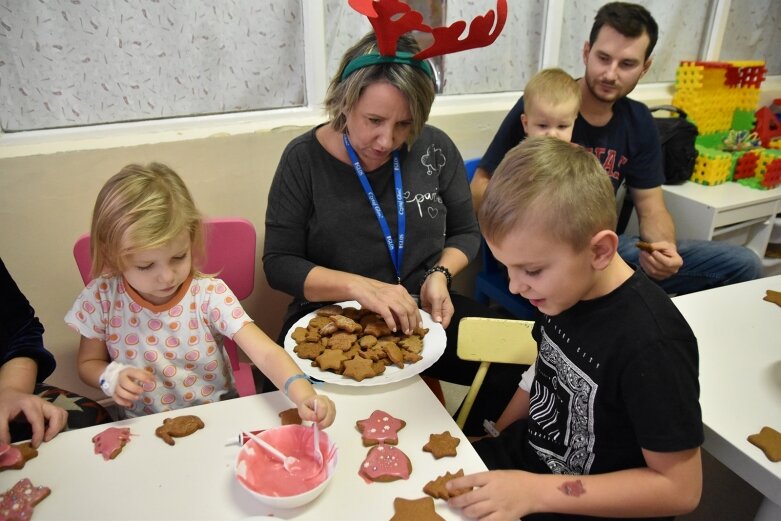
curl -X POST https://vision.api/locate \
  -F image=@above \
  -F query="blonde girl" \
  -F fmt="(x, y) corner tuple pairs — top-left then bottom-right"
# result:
(66, 163), (335, 426)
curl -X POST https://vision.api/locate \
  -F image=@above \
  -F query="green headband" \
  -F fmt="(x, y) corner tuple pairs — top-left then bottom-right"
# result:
(340, 52), (434, 82)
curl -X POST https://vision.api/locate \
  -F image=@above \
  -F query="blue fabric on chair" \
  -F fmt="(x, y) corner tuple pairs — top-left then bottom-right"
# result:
(465, 158), (536, 320)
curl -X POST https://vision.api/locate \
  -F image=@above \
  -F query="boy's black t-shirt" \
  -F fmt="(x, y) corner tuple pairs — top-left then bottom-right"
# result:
(526, 269), (703, 476)
(474, 269), (703, 521)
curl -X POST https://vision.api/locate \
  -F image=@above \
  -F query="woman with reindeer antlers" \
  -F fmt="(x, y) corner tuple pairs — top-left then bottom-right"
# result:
(263, 0), (512, 434)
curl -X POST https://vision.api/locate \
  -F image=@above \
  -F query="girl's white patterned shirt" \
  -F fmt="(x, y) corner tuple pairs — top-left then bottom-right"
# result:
(65, 276), (252, 417)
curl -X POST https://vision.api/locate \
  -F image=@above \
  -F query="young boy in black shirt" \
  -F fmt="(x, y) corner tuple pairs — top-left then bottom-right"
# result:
(448, 137), (704, 521)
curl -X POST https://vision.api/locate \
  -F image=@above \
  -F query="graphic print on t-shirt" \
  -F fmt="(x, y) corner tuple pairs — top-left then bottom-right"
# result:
(528, 324), (597, 475)
(405, 143), (445, 220)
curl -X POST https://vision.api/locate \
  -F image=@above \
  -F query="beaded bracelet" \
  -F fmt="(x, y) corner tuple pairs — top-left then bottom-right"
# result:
(283, 373), (312, 397)
(422, 265), (452, 289)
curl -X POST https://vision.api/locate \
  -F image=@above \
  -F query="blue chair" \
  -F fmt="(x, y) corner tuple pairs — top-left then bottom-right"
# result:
(465, 158), (536, 320)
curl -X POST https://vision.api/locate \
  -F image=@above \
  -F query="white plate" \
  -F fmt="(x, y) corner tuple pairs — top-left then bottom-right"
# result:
(283, 300), (446, 387)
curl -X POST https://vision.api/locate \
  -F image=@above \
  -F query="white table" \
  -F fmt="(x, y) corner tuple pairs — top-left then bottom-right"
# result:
(672, 276), (781, 521)
(0, 377), (486, 520)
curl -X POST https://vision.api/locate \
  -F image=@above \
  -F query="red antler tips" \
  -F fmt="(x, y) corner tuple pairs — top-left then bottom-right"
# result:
(414, 0), (508, 60)
(349, 0), (505, 59)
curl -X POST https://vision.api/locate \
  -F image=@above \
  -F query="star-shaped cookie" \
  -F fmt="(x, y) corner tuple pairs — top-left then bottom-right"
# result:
(342, 355), (376, 382)
(423, 431), (460, 459)
(356, 409), (406, 446)
(747, 426), (781, 462)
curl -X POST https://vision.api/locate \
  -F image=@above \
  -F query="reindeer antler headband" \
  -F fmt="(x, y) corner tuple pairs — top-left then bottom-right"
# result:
(341, 0), (508, 81)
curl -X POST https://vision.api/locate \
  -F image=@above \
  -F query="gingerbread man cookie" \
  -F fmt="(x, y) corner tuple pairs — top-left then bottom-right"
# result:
(155, 415), (205, 446)
(356, 410), (406, 446)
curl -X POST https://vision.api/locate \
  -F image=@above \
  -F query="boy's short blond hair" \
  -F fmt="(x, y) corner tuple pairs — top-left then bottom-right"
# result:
(89, 163), (205, 277)
(524, 68), (581, 115)
(479, 136), (616, 251)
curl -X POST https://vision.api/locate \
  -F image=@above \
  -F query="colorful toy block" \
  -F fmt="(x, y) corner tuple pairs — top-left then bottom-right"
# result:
(671, 60), (779, 189)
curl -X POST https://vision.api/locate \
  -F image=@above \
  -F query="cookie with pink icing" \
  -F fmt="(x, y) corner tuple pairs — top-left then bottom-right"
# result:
(0, 478), (50, 520)
(0, 442), (38, 471)
(356, 410), (406, 446)
(358, 444), (412, 483)
(92, 427), (133, 460)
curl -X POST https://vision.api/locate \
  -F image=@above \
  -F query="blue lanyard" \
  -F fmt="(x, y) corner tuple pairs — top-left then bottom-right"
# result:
(343, 133), (405, 284)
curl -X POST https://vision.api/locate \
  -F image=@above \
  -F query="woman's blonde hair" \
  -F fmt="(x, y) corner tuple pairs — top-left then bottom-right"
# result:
(324, 32), (436, 146)
(89, 163), (205, 277)
(479, 136), (616, 251)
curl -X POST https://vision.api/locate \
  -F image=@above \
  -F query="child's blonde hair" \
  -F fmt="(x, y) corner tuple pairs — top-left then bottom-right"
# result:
(89, 163), (205, 277)
(524, 67), (581, 115)
(479, 136), (616, 251)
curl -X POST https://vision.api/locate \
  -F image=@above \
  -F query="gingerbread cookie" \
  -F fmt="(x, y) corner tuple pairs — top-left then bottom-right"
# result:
(763, 289), (781, 308)
(155, 415), (205, 446)
(315, 304), (343, 317)
(636, 241), (654, 253)
(0, 479), (50, 520)
(342, 355), (376, 382)
(390, 497), (444, 521)
(0, 442), (38, 471)
(747, 426), (781, 462)
(92, 427), (133, 460)
(358, 444), (412, 483)
(357, 410), (406, 446)
(278, 408), (302, 425)
(423, 431), (460, 459)
(423, 469), (470, 500)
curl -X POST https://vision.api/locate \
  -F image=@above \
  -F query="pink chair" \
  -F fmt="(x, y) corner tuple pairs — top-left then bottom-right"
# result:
(72, 217), (258, 397)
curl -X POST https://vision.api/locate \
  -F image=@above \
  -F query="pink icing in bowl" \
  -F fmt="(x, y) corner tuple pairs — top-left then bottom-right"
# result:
(235, 424), (337, 509)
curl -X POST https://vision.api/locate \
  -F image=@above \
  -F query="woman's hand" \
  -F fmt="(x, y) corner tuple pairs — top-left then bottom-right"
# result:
(297, 394), (336, 429)
(0, 388), (67, 448)
(352, 278), (421, 335)
(420, 271), (454, 328)
(114, 368), (155, 409)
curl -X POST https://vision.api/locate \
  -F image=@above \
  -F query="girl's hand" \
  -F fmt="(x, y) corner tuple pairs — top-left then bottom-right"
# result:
(352, 278), (421, 335)
(420, 272), (454, 328)
(297, 394), (336, 429)
(114, 368), (155, 408)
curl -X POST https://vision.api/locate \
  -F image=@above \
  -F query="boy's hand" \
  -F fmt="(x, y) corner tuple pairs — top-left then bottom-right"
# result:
(114, 368), (155, 408)
(447, 469), (530, 521)
(298, 394), (336, 429)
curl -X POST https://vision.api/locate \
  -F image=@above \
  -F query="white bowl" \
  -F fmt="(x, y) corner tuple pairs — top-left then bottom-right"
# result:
(235, 424), (337, 509)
